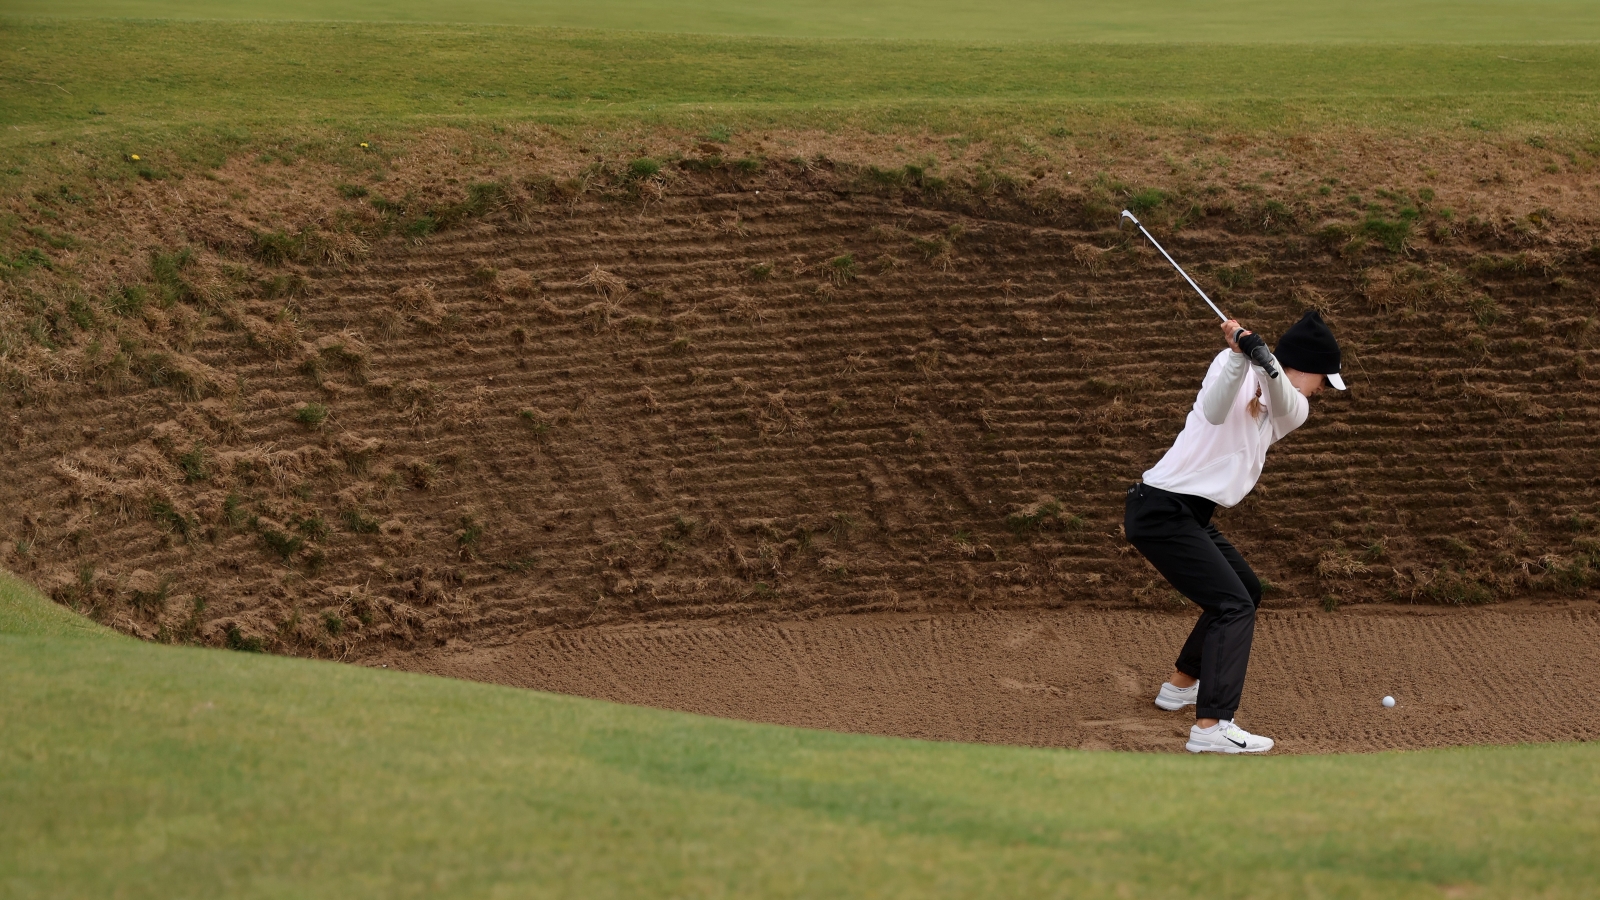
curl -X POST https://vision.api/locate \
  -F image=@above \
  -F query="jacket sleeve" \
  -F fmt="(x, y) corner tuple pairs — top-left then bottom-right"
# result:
(1200, 351), (1249, 425)
(1259, 352), (1309, 425)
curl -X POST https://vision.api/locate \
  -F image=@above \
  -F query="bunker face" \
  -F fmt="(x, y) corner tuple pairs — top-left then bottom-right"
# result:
(5, 135), (1599, 752)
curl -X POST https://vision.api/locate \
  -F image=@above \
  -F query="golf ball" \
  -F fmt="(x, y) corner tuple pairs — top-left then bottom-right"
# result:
(1382, 696), (1396, 708)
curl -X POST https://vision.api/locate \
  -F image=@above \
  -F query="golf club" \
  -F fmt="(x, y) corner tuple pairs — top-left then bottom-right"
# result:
(1120, 209), (1278, 379)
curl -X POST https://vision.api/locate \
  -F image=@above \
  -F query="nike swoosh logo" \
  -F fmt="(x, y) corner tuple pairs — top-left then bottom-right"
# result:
(1227, 736), (1247, 748)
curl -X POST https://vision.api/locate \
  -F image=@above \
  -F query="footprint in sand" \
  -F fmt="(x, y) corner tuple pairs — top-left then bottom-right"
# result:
(1110, 666), (1144, 698)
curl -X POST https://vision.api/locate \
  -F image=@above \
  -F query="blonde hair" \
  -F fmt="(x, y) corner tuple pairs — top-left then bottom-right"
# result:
(1247, 385), (1265, 419)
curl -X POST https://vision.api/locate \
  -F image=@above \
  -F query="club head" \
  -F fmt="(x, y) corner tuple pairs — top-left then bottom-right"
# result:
(1120, 209), (1139, 227)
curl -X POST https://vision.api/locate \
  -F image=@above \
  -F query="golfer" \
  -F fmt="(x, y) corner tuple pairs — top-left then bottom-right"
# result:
(1124, 310), (1344, 753)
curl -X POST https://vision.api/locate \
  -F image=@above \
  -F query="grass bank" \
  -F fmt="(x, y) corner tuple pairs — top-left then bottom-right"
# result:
(2, 574), (1599, 897)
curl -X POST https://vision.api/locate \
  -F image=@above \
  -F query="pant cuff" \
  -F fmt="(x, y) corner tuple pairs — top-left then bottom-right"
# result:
(1175, 663), (1200, 680)
(1196, 707), (1236, 721)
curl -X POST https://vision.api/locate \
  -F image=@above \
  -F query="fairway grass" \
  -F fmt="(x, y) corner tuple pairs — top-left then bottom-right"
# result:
(3, 575), (1599, 897)
(5, 18), (1600, 152)
(11, 0), (1600, 43)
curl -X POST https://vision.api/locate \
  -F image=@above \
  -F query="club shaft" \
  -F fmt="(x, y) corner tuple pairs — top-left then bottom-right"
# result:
(1132, 222), (1228, 322)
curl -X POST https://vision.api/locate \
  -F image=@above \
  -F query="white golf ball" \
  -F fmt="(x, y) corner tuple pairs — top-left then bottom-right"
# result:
(1382, 696), (1396, 708)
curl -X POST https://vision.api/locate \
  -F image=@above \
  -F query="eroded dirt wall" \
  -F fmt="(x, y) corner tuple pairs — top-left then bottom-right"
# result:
(2, 151), (1598, 655)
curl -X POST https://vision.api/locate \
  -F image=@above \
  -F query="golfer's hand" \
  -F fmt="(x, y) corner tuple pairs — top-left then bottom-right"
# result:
(1222, 319), (1247, 353)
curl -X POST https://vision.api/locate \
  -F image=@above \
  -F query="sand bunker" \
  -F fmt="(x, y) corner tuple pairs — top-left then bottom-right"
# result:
(382, 603), (1600, 753)
(4, 145), (1599, 749)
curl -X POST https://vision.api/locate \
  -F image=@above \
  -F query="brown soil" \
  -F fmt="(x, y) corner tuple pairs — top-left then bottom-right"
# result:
(377, 603), (1600, 753)
(1, 127), (1598, 690)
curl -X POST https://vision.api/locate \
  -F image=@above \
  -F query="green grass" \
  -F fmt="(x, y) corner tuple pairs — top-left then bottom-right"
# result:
(10, 0), (1600, 42)
(3, 572), (1600, 897)
(3, 10), (1600, 891)
(4, 19), (1600, 151)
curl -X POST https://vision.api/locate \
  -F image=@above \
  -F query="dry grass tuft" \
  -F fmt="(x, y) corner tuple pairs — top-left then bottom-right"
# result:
(721, 293), (765, 323)
(396, 282), (444, 331)
(1315, 548), (1370, 579)
(579, 265), (628, 300)
(494, 268), (536, 297)
(244, 316), (303, 359)
(1293, 282), (1341, 317)
(394, 380), (441, 424)
(1362, 264), (1466, 314)
(1071, 243), (1109, 275)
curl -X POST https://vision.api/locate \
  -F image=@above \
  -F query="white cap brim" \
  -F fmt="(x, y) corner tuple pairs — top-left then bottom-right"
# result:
(1327, 371), (1347, 391)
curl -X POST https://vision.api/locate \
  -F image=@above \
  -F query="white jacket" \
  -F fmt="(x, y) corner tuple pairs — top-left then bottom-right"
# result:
(1141, 349), (1309, 508)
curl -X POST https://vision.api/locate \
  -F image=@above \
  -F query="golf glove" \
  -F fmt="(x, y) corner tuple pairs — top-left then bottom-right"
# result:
(1235, 330), (1279, 377)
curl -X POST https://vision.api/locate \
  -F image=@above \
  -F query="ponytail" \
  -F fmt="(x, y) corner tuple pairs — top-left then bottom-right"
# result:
(1247, 385), (1265, 420)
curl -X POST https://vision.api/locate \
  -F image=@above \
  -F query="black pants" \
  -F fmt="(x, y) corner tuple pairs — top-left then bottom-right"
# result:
(1123, 483), (1262, 721)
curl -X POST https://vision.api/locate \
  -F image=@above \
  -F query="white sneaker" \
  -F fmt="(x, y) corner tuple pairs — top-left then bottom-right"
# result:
(1154, 681), (1198, 711)
(1186, 720), (1274, 754)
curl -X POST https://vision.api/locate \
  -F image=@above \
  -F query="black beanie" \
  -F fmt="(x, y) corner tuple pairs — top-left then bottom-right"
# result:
(1274, 310), (1345, 388)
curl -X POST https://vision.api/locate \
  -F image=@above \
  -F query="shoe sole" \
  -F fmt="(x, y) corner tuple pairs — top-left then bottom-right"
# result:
(1185, 740), (1273, 754)
(1154, 696), (1195, 711)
